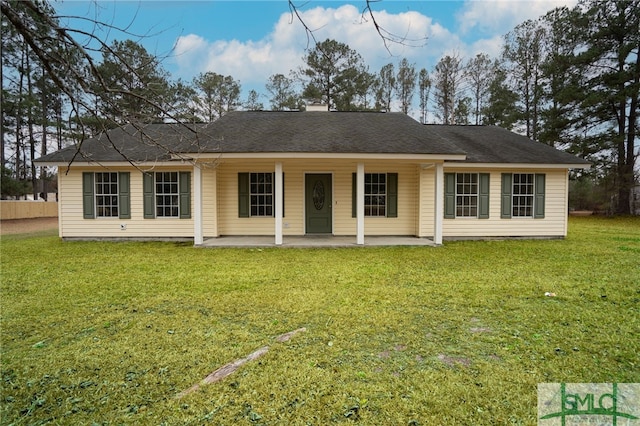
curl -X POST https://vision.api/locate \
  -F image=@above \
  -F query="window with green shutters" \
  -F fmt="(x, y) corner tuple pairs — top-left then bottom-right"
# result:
(238, 172), (284, 218)
(351, 173), (398, 218)
(95, 172), (119, 217)
(501, 173), (545, 219)
(82, 172), (130, 219)
(444, 173), (489, 219)
(142, 171), (191, 219)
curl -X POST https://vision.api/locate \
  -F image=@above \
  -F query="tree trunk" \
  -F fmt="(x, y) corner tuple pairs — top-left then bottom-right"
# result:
(618, 39), (640, 215)
(0, 48), (5, 170)
(56, 96), (62, 151)
(26, 48), (38, 200)
(40, 68), (48, 200)
(15, 47), (26, 186)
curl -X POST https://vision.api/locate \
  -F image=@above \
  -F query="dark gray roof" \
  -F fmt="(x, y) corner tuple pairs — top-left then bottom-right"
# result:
(36, 123), (209, 163)
(36, 111), (589, 166)
(201, 111), (463, 155)
(424, 125), (590, 165)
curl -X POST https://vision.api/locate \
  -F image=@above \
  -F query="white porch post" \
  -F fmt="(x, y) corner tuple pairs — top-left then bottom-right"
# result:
(275, 162), (283, 245)
(434, 162), (444, 245)
(193, 164), (203, 245)
(356, 162), (365, 245)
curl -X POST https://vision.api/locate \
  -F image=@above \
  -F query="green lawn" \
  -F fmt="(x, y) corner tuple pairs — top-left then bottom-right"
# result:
(1, 217), (639, 425)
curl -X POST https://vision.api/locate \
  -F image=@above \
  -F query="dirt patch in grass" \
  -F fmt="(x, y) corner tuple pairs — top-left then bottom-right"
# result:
(437, 354), (473, 367)
(0, 217), (58, 235)
(469, 326), (492, 333)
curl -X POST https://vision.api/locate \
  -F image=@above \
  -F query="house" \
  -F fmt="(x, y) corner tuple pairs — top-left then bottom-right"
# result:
(35, 111), (590, 245)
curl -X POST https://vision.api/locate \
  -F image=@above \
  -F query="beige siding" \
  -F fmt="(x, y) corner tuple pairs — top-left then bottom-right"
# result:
(216, 160), (285, 235)
(441, 168), (568, 238)
(417, 166), (436, 237)
(345, 162), (418, 236)
(57, 162), (570, 240)
(59, 167), (194, 238)
(216, 159), (418, 236)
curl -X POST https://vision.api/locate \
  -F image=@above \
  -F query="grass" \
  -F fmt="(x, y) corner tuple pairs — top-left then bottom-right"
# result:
(1, 216), (639, 425)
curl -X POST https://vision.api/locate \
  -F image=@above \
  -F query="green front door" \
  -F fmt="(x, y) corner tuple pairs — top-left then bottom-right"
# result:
(305, 174), (332, 234)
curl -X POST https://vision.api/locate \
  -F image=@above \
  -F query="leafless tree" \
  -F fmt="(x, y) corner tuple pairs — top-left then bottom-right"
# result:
(2, 0), (428, 172)
(1, 0), (198, 171)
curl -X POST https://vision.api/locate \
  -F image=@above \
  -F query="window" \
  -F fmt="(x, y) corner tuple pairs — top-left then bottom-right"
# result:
(238, 172), (284, 218)
(351, 173), (398, 218)
(501, 173), (545, 219)
(512, 173), (534, 217)
(143, 172), (191, 219)
(456, 173), (478, 217)
(444, 173), (489, 219)
(365, 173), (386, 216)
(82, 172), (130, 219)
(155, 172), (179, 217)
(250, 172), (273, 217)
(95, 172), (119, 217)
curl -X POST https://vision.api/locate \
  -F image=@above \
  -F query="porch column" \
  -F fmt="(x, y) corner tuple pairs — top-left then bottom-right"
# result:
(194, 164), (203, 245)
(356, 162), (365, 245)
(434, 162), (444, 245)
(275, 162), (283, 245)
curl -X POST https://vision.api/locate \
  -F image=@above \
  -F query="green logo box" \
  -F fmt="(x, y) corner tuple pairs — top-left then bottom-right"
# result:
(538, 383), (639, 425)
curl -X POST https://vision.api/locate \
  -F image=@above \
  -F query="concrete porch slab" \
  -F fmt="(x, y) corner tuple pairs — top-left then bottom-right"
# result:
(199, 235), (437, 248)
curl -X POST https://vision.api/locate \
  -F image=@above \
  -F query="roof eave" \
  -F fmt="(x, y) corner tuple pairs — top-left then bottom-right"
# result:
(172, 152), (467, 161)
(33, 160), (187, 168)
(444, 161), (591, 169)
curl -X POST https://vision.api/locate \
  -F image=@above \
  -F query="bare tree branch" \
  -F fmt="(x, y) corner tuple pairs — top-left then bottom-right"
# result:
(288, 0), (427, 55)
(361, 0), (427, 53)
(2, 0), (199, 173)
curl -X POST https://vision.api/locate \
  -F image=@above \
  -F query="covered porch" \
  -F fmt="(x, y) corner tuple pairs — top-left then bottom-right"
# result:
(190, 159), (449, 247)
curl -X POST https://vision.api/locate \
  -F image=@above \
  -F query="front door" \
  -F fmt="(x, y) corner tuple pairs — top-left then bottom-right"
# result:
(305, 174), (332, 234)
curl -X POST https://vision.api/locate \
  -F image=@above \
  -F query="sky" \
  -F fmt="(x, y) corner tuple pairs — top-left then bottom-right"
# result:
(53, 0), (578, 108)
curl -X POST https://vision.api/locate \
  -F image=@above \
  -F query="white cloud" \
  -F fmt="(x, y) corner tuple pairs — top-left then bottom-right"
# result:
(172, 4), (464, 91)
(173, 34), (209, 76)
(467, 35), (504, 59)
(171, 2), (576, 103)
(457, 0), (579, 35)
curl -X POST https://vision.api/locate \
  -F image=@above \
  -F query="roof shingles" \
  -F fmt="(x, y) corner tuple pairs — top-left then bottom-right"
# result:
(36, 111), (588, 166)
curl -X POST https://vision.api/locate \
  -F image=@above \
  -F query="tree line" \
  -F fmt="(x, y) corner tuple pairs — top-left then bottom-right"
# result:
(1, 0), (638, 214)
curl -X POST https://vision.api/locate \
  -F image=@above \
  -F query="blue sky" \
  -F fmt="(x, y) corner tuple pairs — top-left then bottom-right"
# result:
(54, 1), (576, 107)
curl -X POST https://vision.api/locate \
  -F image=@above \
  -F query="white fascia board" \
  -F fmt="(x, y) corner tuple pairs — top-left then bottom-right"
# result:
(175, 152), (467, 161)
(34, 161), (191, 169)
(443, 162), (591, 170)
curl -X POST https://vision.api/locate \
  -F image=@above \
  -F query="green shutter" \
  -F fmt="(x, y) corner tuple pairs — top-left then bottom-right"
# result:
(143, 172), (155, 219)
(534, 174), (546, 219)
(118, 172), (131, 219)
(478, 173), (490, 219)
(387, 173), (398, 218)
(501, 173), (512, 219)
(352, 173), (357, 218)
(82, 172), (95, 219)
(444, 173), (455, 219)
(179, 171), (191, 219)
(238, 173), (249, 217)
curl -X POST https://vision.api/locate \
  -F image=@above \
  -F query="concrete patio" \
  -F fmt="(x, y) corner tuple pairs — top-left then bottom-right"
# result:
(199, 235), (438, 248)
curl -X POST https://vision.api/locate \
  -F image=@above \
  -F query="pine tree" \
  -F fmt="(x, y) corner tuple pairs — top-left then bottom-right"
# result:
(396, 58), (417, 114)
(301, 39), (366, 111)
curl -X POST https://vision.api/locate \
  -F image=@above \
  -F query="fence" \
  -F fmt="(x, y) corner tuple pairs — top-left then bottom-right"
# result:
(0, 201), (58, 220)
